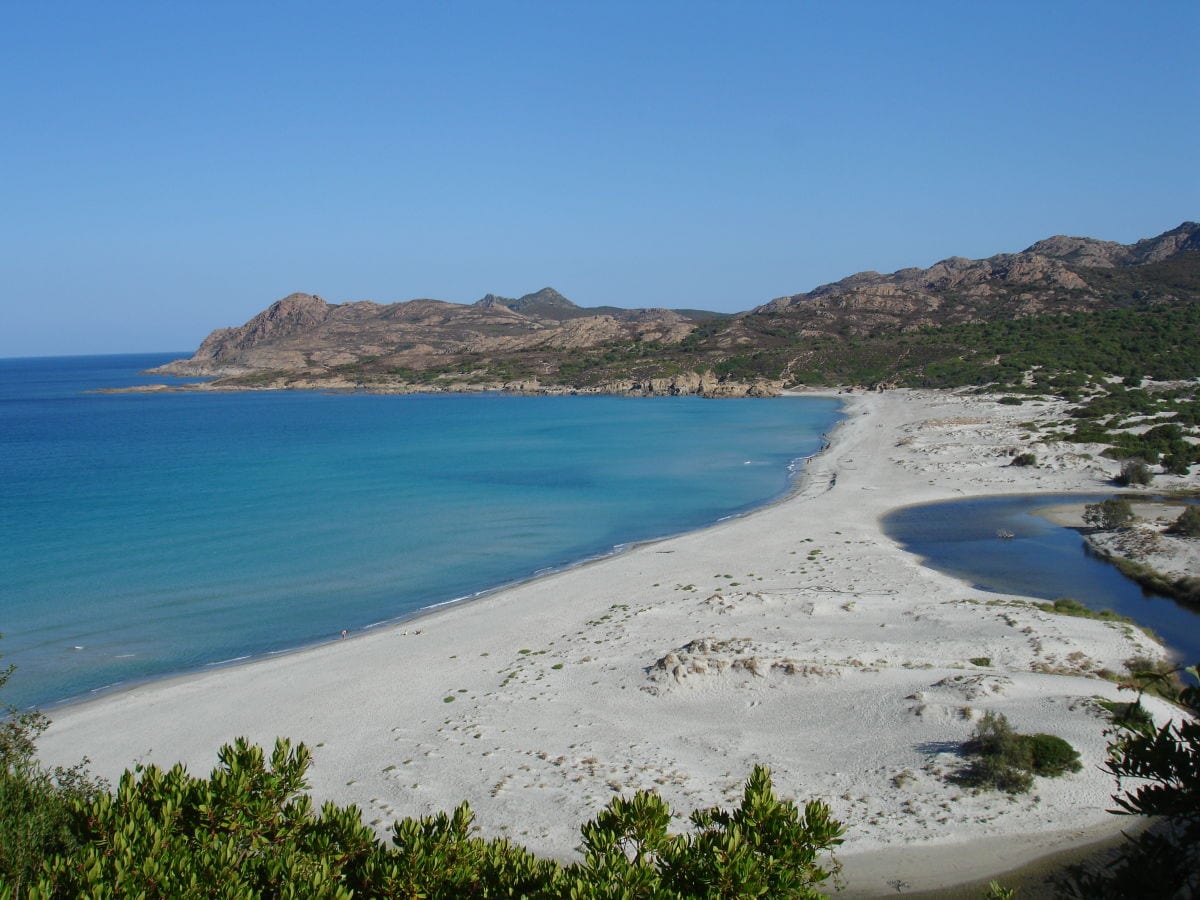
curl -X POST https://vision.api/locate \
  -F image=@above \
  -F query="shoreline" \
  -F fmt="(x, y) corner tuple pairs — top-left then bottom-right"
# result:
(38, 388), (1193, 895)
(38, 392), (846, 716)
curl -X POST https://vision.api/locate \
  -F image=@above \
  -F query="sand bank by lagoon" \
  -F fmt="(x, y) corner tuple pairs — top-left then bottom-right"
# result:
(38, 389), (1194, 895)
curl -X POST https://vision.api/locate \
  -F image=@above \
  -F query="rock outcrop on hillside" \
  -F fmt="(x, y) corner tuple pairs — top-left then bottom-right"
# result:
(1026, 221), (1200, 267)
(744, 221), (1200, 339)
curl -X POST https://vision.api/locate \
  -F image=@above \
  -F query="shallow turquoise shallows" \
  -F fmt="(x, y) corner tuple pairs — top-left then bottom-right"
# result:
(0, 354), (843, 709)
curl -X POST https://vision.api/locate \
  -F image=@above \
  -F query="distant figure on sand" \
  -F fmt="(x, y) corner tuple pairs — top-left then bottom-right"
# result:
(340, 629), (347, 640)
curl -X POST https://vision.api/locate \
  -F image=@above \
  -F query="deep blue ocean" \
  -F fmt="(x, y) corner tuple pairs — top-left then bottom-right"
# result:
(0, 354), (843, 709)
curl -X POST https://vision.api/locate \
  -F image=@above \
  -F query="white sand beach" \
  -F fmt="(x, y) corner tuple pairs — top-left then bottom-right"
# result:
(38, 389), (1192, 895)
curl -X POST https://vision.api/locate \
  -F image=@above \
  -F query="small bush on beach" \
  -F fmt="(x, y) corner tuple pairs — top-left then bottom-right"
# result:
(1083, 498), (1135, 530)
(1010, 451), (1037, 467)
(1023, 733), (1083, 777)
(959, 712), (1080, 794)
(960, 712), (1033, 793)
(1167, 505), (1200, 537)
(1164, 452), (1193, 475)
(1116, 460), (1153, 486)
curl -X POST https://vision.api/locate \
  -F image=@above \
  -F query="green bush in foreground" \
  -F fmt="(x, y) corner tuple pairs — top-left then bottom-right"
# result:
(1061, 663), (1199, 899)
(0, 654), (105, 896)
(15, 740), (843, 899)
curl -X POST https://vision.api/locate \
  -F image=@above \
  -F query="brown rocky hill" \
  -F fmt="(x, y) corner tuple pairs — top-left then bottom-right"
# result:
(153, 289), (717, 379)
(743, 221), (1200, 340)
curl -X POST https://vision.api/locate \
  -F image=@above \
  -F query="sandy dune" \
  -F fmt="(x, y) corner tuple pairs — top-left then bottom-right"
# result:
(39, 389), (1190, 895)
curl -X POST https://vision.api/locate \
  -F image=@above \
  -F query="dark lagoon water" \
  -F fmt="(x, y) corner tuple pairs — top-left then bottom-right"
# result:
(0, 354), (844, 709)
(883, 494), (1200, 664)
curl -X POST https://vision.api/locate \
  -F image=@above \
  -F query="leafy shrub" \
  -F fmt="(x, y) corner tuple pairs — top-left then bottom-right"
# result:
(1116, 460), (1153, 486)
(1064, 664), (1200, 898)
(1164, 452), (1193, 475)
(1168, 505), (1200, 538)
(22, 737), (843, 898)
(1084, 498), (1135, 530)
(959, 711), (1081, 794)
(960, 712), (1033, 793)
(1010, 452), (1037, 467)
(1022, 733), (1082, 777)
(569, 764), (844, 898)
(1, 653), (106, 894)
(1096, 699), (1154, 731)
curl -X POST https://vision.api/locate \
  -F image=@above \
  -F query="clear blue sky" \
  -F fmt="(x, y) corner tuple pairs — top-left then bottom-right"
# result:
(2, 1), (1197, 356)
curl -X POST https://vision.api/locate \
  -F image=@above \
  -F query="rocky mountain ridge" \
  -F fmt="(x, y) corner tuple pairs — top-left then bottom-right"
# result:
(749, 221), (1200, 335)
(149, 221), (1199, 395)
(154, 288), (714, 380)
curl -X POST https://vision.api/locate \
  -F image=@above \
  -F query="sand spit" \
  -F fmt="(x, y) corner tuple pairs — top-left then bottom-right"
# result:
(38, 389), (1194, 895)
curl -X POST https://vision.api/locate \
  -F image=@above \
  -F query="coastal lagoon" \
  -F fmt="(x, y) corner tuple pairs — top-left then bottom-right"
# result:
(883, 494), (1200, 663)
(0, 354), (842, 709)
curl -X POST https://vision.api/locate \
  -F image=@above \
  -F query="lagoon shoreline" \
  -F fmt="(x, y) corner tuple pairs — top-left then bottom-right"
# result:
(38, 388), (1194, 895)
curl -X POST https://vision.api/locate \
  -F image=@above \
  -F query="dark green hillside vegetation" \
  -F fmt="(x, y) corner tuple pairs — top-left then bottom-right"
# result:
(442, 293), (1200, 394)
(908, 301), (1200, 390)
(731, 251), (1200, 389)
(521, 253), (1200, 391)
(313, 293), (1200, 407)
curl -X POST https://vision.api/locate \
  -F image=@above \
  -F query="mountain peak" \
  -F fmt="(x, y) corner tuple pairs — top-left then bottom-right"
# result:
(474, 288), (579, 318)
(517, 287), (574, 307)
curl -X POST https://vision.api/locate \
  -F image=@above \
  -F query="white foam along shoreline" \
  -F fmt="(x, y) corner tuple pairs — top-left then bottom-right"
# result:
(37, 388), (1191, 895)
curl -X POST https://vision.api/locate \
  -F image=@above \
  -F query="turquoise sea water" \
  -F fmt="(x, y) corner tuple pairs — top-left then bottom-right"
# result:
(0, 354), (843, 709)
